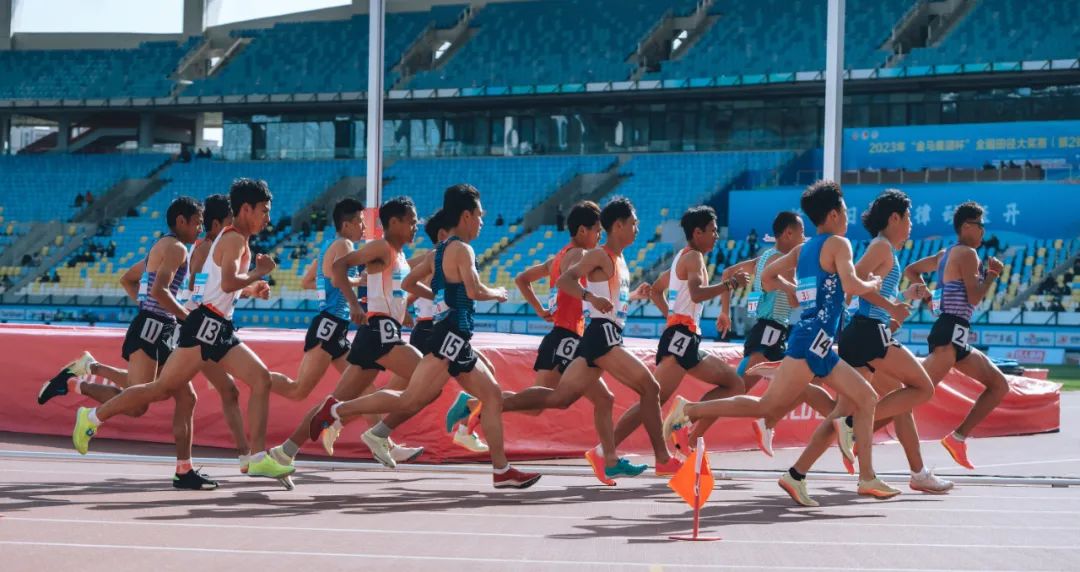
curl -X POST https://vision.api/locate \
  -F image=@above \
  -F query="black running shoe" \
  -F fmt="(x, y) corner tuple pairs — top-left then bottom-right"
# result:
(173, 469), (220, 490)
(37, 369), (73, 405)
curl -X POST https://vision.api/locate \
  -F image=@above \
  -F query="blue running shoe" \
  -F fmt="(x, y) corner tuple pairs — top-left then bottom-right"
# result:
(604, 457), (648, 479)
(445, 391), (473, 433)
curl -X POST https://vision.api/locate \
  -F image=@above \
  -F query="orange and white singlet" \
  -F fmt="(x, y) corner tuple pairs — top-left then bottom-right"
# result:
(549, 243), (587, 335)
(584, 246), (630, 328)
(365, 245), (410, 323)
(665, 247), (703, 334)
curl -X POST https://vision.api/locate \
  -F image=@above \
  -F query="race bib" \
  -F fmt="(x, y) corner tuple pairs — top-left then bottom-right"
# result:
(951, 323), (970, 347)
(795, 276), (817, 308)
(137, 274), (150, 303)
(378, 319), (401, 343)
(191, 273), (208, 304)
(809, 329), (833, 358)
(314, 317), (337, 342)
(667, 330), (692, 357)
(392, 269), (407, 299)
(616, 286), (630, 321)
(760, 324), (782, 347)
(746, 291), (761, 318)
(433, 290), (450, 321)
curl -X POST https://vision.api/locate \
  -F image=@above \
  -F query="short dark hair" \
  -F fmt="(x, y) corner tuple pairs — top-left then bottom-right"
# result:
(953, 201), (984, 233)
(332, 197), (365, 231)
(862, 189), (911, 236)
(800, 180), (844, 226)
(425, 209), (445, 243)
(442, 183), (481, 227)
(203, 194), (231, 228)
(566, 201), (601, 237)
(772, 211), (802, 236)
(166, 196), (201, 231)
(680, 205), (717, 241)
(599, 197), (634, 232)
(229, 178), (272, 216)
(379, 196), (415, 229)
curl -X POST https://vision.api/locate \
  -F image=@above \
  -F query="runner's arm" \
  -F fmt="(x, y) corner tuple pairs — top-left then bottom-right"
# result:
(830, 236), (881, 296)
(300, 259), (318, 290)
(515, 257), (554, 318)
(651, 270), (670, 316)
(403, 253), (434, 300)
(454, 242), (507, 302)
(955, 246), (1000, 304)
(119, 260), (145, 303)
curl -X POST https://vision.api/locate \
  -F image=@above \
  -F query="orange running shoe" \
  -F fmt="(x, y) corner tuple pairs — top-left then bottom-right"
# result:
(941, 433), (975, 470)
(584, 447), (616, 486)
(654, 456), (684, 477)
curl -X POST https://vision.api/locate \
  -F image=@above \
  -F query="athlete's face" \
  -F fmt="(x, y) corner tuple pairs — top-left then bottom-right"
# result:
(341, 212), (365, 242)
(390, 207), (419, 244)
(615, 211), (639, 244)
(176, 210), (203, 244)
(778, 218), (806, 252)
(242, 201), (271, 233)
(580, 222), (602, 249)
(891, 208), (912, 243)
(464, 202), (485, 241)
(960, 217), (985, 246)
(694, 220), (719, 253)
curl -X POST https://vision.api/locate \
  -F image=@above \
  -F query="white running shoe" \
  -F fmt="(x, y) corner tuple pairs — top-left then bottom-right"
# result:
(362, 429), (397, 468)
(65, 351), (96, 378)
(752, 418), (774, 457)
(388, 439), (424, 463)
(909, 469), (954, 494)
(453, 425), (489, 453)
(321, 422), (341, 456)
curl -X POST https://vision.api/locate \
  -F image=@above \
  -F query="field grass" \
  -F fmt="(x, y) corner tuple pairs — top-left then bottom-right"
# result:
(1040, 364), (1080, 391)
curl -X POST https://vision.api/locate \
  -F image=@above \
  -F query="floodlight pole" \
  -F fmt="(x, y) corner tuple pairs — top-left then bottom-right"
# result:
(365, 0), (385, 236)
(822, 0), (845, 182)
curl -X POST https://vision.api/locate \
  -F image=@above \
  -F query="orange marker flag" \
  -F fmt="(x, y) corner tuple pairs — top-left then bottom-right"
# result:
(667, 438), (715, 509)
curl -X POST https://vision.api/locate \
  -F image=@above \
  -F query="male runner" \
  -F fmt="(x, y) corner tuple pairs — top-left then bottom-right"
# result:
(269, 196), (424, 468)
(40, 197), (216, 489)
(603, 206), (748, 463)
(712, 211), (834, 456)
(784, 189), (953, 502)
(663, 180), (899, 506)
(903, 200), (1008, 470)
(308, 184), (542, 489)
(467, 197), (682, 477)
(71, 178), (294, 481)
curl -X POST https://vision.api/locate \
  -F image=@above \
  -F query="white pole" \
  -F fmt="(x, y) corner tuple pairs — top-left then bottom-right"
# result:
(365, 0), (385, 234)
(822, 0), (846, 182)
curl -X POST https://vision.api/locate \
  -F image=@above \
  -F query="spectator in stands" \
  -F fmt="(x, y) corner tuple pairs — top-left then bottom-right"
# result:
(1051, 299), (1066, 312)
(20, 253), (32, 266)
(31, 252), (41, 266)
(555, 204), (565, 231)
(1, 275), (13, 291)
(74, 194), (84, 208)
(496, 213), (504, 226)
(267, 274), (276, 287)
(982, 161), (996, 170)
(106, 241), (116, 258)
(180, 145), (192, 163)
(983, 234), (1001, 252)
(85, 191), (94, 206)
(39, 273), (49, 284)
(747, 228), (759, 255)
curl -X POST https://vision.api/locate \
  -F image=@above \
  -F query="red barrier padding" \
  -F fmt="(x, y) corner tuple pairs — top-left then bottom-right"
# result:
(2, 324), (1060, 463)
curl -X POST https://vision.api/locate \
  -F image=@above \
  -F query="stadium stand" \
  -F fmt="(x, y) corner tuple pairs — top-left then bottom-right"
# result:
(185, 13), (430, 96)
(0, 39), (198, 100)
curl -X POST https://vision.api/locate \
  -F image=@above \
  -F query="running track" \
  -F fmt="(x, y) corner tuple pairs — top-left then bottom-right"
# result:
(1, 394), (1078, 571)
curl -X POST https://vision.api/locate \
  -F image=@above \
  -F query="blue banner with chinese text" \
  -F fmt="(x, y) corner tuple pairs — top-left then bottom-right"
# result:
(842, 121), (1080, 170)
(728, 183), (1080, 241)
